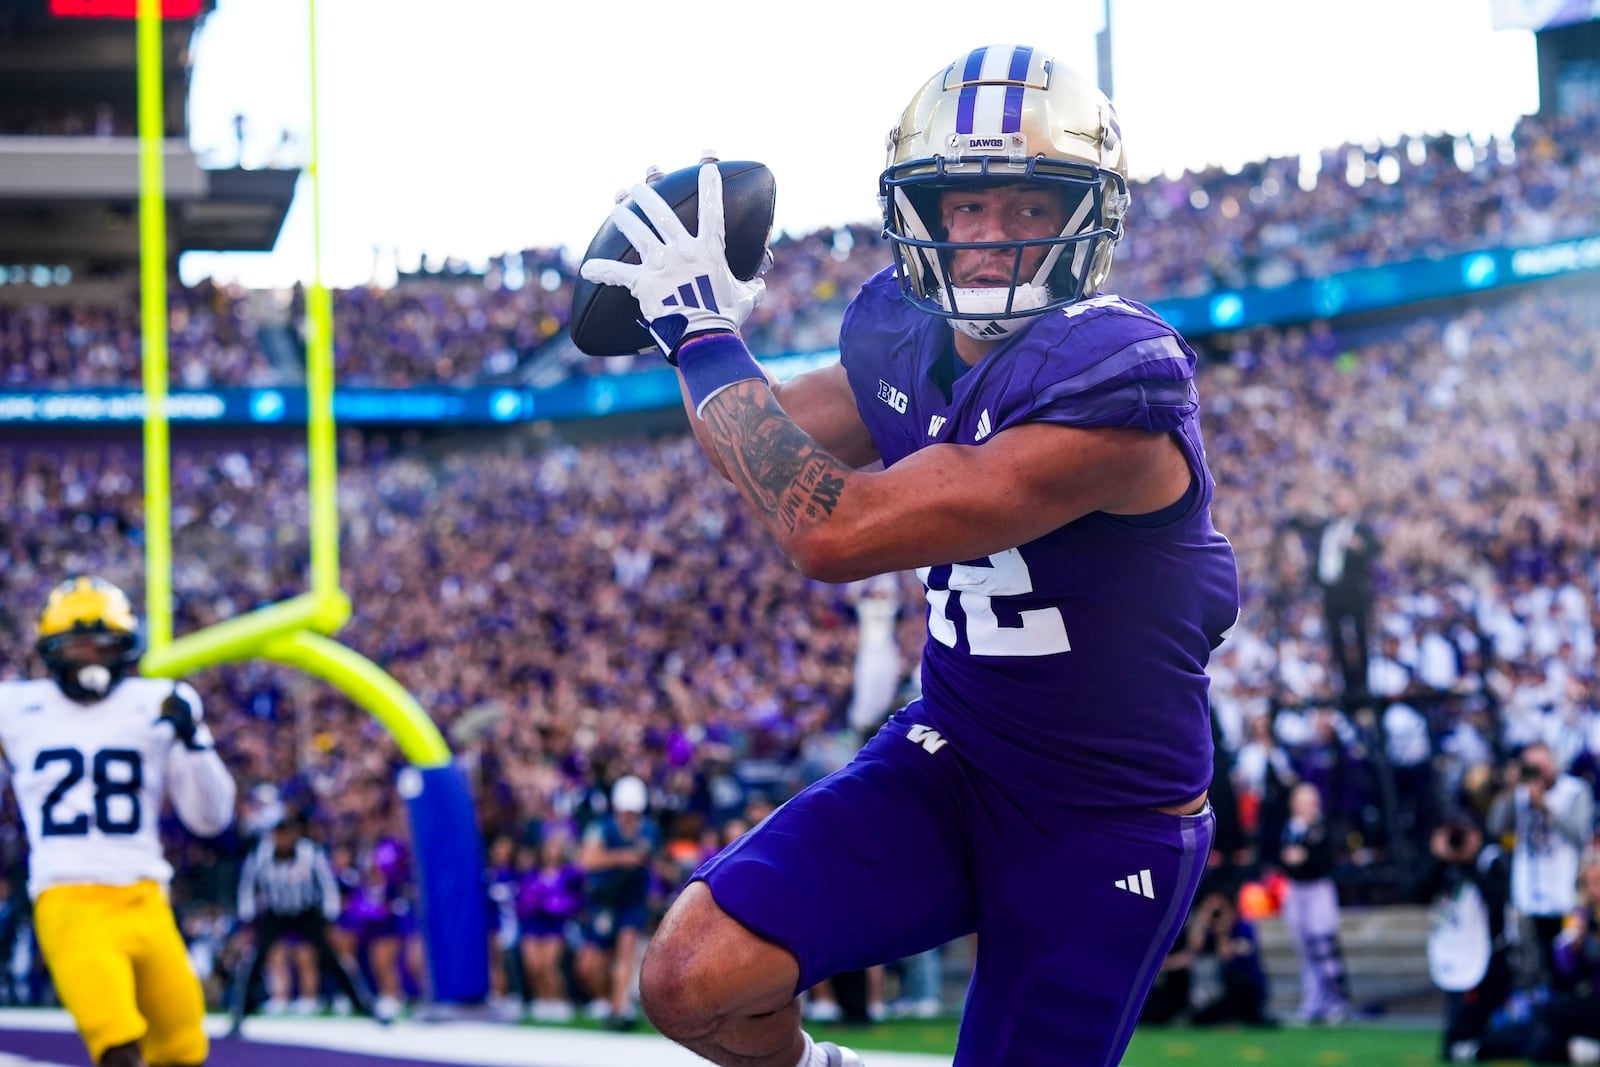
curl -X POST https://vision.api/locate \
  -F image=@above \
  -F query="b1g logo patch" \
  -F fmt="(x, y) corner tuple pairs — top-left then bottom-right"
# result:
(877, 379), (908, 413)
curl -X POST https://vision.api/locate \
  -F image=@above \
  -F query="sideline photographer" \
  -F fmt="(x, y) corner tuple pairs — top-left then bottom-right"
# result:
(1529, 855), (1600, 1065)
(1411, 818), (1512, 1062)
(1185, 883), (1272, 1026)
(1486, 743), (1595, 993)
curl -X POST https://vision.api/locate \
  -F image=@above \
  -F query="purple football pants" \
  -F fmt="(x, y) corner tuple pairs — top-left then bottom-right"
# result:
(695, 708), (1214, 1067)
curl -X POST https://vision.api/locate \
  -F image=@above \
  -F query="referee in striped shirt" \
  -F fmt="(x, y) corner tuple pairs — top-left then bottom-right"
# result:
(226, 816), (377, 1035)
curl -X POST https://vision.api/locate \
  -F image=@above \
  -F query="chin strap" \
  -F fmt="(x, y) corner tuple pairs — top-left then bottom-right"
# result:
(56, 663), (120, 703)
(943, 285), (1051, 341)
(77, 664), (112, 694)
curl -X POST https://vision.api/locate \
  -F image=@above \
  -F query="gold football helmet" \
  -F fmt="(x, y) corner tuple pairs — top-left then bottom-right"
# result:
(36, 575), (143, 702)
(880, 45), (1130, 341)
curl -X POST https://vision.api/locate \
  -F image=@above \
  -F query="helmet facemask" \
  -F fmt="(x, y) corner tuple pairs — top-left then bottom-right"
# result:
(39, 631), (139, 702)
(883, 158), (1127, 340)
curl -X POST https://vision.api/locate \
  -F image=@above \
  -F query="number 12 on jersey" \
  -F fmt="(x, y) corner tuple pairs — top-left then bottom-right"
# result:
(919, 548), (1071, 657)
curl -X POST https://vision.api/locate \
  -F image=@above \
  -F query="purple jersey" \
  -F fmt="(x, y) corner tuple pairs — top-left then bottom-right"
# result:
(515, 870), (585, 927)
(840, 270), (1239, 809)
(517, 864), (585, 928)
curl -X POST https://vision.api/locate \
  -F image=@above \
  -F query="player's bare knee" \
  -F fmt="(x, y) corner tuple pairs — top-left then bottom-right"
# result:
(643, 886), (731, 1027)
(642, 882), (798, 1038)
(639, 924), (718, 1036)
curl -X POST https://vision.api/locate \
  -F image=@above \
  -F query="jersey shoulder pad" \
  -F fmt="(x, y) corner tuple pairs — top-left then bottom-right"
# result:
(844, 265), (903, 318)
(840, 267), (925, 371)
(1019, 296), (1198, 433)
(0, 679), (56, 715)
(102, 676), (200, 725)
(122, 677), (200, 702)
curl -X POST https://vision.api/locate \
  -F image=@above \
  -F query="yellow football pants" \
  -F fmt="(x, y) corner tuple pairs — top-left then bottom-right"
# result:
(33, 881), (208, 1066)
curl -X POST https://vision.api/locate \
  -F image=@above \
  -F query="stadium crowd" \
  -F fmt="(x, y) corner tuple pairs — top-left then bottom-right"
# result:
(0, 278), (279, 389)
(4, 108), (1600, 388)
(0, 271), (1595, 1038)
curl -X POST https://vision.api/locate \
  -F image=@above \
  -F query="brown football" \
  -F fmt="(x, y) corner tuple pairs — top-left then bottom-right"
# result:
(569, 160), (775, 357)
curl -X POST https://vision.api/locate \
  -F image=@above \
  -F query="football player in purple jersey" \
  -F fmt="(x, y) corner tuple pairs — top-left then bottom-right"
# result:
(581, 44), (1239, 1067)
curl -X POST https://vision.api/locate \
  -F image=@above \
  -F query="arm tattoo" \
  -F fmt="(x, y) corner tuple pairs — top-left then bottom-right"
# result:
(700, 385), (850, 537)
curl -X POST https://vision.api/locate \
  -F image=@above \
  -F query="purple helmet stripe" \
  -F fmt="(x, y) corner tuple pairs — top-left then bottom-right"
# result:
(955, 46), (988, 133)
(1001, 46), (1031, 132)
(1007, 45), (1033, 81)
(1002, 85), (1024, 132)
(963, 45), (989, 82)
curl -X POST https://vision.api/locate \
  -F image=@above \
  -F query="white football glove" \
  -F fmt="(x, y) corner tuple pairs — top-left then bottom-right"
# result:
(579, 163), (765, 362)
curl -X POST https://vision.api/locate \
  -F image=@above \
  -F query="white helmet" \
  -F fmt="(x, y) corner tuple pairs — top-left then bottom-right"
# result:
(880, 45), (1130, 341)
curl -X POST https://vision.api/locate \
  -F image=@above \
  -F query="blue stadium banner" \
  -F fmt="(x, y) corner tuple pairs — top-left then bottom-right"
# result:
(3, 231), (1596, 429)
(1148, 232), (1600, 335)
(0, 387), (542, 426)
(0, 367), (836, 427)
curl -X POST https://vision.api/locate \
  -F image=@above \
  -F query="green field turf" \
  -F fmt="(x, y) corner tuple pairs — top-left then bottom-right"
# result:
(804, 1019), (1451, 1065)
(517, 1009), (1553, 1066)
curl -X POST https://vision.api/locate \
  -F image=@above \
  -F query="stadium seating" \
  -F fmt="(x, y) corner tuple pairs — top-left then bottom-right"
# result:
(4, 111), (1600, 389)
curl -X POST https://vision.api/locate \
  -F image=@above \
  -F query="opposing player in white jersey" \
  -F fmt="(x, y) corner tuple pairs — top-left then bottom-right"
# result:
(0, 576), (236, 1067)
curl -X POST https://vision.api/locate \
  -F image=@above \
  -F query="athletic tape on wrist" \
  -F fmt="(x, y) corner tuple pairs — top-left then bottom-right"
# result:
(678, 333), (764, 416)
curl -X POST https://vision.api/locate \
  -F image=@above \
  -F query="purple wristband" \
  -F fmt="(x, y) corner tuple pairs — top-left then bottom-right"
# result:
(677, 333), (764, 415)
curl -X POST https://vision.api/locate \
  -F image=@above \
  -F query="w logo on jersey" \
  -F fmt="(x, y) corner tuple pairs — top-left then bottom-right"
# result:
(660, 275), (720, 313)
(906, 724), (949, 755)
(974, 409), (993, 441)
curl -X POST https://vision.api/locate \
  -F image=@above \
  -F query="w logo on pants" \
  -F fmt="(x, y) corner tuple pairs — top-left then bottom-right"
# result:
(662, 275), (720, 313)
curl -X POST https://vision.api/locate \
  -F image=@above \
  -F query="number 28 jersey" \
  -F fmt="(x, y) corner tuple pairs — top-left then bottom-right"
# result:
(840, 271), (1241, 810)
(0, 677), (234, 899)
